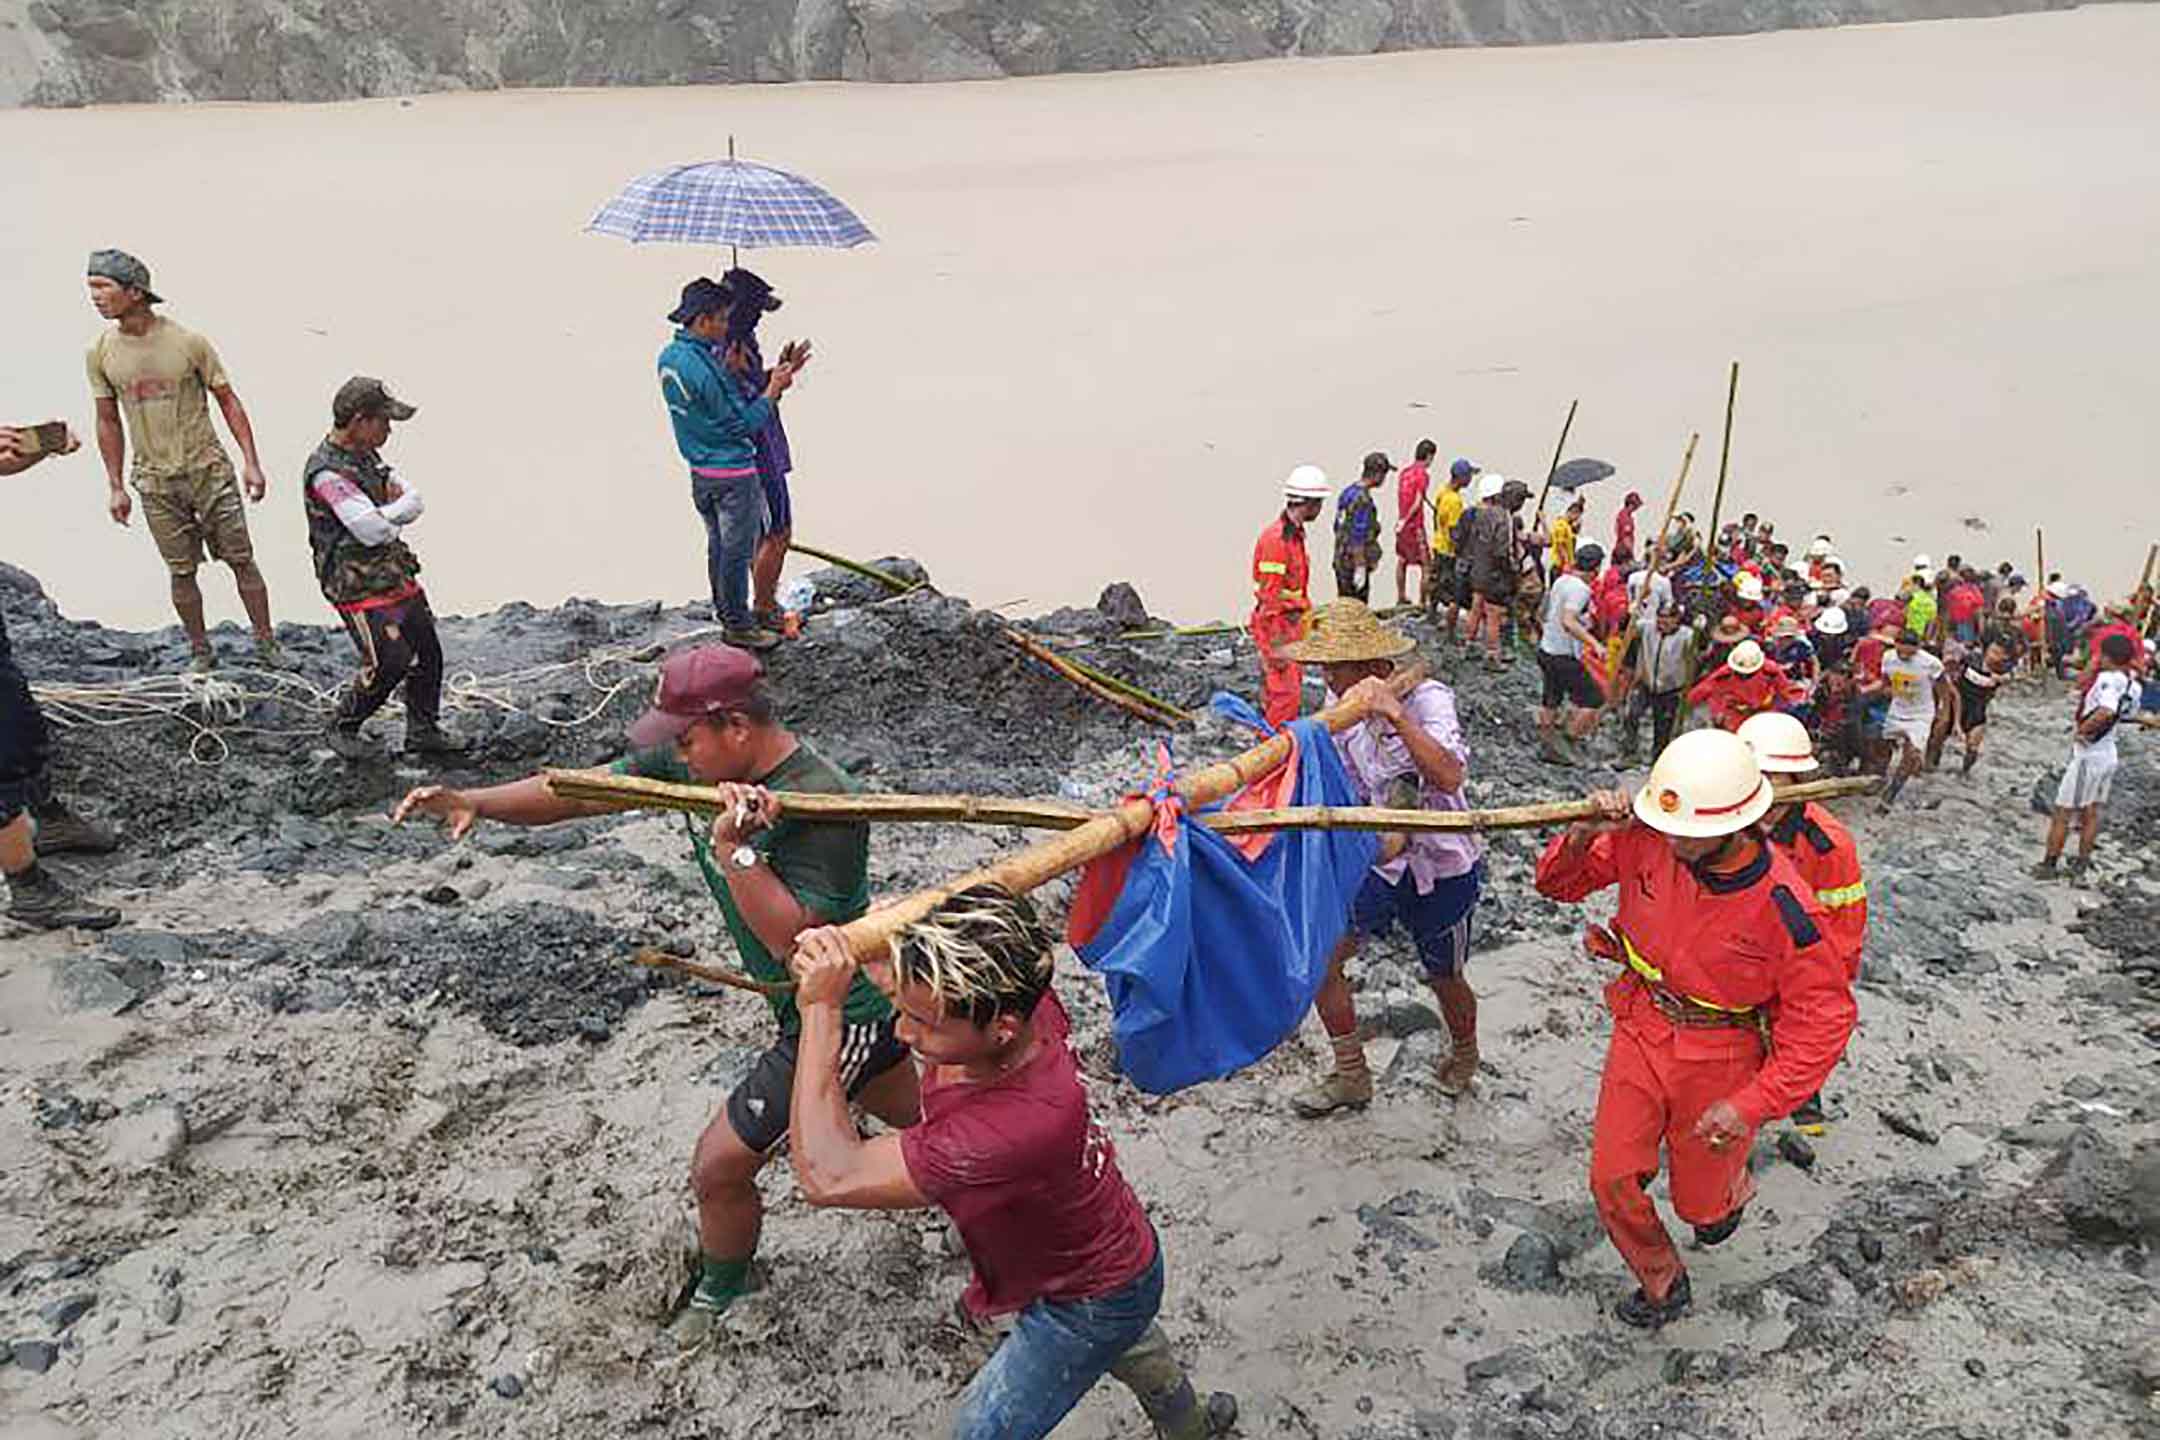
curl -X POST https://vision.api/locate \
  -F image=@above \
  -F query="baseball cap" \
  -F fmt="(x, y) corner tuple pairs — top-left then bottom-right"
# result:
(332, 376), (418, 427)
(86, 248), (162, 304)
(1362, 451), (1394, 477)
(1451, 459), (1479, 481)
(627, 644), (766, 748)
(667, 276), (734, 325)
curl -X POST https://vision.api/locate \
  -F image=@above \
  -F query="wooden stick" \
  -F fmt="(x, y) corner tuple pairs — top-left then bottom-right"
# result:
(1020, 633), (1191, 717)
(1705, 361), (1740, 546)
(1002, 629), (1191, 727)
(1206, 776), (1879, 834)
(1532, 398), (1580, 522)
(1118, 624), (1240, 642)
(831, 664), (1429, 959)
(544, 769), (1098, 829)
(632, 947), (796, 995)
(2033, 527), (2047, 677)
(788, 542), (921, 594)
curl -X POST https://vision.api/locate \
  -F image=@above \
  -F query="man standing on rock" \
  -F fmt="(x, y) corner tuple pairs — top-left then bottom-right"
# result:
(1251, 467), (1327, 728)
(1535, 729), (1855, 1328)
(2033, 630), (2140, 883)
(1278, 602), (1486, 1116)
(660, 277), (800, 652)
(2, 423), (122, 930)
(392, 643), (918, 1342)
(85, 249), (283, 672)
(306, 378), (464, 762)
(787, 890), (1235, 1440)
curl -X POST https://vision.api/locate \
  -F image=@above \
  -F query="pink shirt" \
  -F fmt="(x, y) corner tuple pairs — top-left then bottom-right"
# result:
(1397, 462), (1431, 529)
(1331, 679), (1482, 890)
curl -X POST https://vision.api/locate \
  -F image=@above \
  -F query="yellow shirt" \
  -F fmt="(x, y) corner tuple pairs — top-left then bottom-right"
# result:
(1551, 513), (1578, 573)
(1430, 486), (1466, 558)
(86, 317), (233, 487)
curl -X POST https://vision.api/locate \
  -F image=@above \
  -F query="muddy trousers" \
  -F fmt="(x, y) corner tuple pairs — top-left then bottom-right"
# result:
(1589, 1021), (1760, 1304)
(952, 1245), (1204, 1440)
(335, 594), (444, 732)
(1251, 612), (1304, 729)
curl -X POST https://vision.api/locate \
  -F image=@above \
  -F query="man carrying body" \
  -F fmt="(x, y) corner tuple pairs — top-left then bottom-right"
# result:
(392, 645), (918, 1340)
(2, 423), (122, 930)
(1878, 629), (1944, 810)
(1277, 602), (1486, 1116)
(1687, 639), (1801, 733)
(1333, 452), (1388, 602)
(1535, 543), (1606, 766)
(305, 379), (463, 761)
(85, 249), (281, 672)
(788, 890), (1235, 1440)
(1534, 729), (1855, 1327)
(1251, 467), (1327, 728)
(2033, 631), (2140, 883)
(660, 278), (800, 652)
(1393, 440), (1433, 610)
(1427, 458), (1475, 635)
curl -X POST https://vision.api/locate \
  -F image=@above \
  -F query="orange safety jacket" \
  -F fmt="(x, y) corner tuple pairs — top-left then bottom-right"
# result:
(1687, 658), (1803, 731)
(1767, 802), (1867, 981)
(1251, 517), (1311, 653)
(1533, 821), (1857, 1129)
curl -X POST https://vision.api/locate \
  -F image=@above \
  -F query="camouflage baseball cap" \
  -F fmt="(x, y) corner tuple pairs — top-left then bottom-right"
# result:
(86, 249), (161, 304)
(331, 377), (418, 427)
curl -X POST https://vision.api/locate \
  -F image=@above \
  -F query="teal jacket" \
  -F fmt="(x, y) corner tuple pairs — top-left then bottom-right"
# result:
(658, 329), (773, 473)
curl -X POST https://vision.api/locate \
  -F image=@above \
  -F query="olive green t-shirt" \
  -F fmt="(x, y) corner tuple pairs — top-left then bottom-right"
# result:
(613, 740), (889, 1034)
(85, 317), (234, 487)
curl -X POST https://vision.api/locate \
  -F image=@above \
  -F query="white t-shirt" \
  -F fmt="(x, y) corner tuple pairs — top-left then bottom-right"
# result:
(2075, 670), (2137, 765)
(1882, 649), (1945, 723)
(1628, 569), (1674, 629)
(1540, 574), (1594, 659)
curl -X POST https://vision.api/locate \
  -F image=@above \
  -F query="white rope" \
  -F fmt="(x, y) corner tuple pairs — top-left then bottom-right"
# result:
(28, 623), (732, 767)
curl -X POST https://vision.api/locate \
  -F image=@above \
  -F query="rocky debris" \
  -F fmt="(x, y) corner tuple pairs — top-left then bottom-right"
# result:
(37, 1292), (95, 1331)
(1094, 582), (1153, 631)
(4, 1), (2095, 107)
(2047, 1130), (2160, 1244)
(45, 952), (143, 1014)
(101, 1103), (187, 1171)
(1496, 1230), (1562, 1291)
(1878, 1107), (1942, 1145)
(32, 1082), (116, 1130)
(490, 1372), (525, 1399)
(10, 1338), (60, 1373)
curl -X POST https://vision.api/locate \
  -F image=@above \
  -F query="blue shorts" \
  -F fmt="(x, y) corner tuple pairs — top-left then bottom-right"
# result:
(757, 459), (792, 534)
(1349, 861), (1484, 979)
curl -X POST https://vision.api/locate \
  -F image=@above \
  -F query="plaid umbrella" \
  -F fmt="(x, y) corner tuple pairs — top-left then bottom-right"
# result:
(586, 157), (876, 250)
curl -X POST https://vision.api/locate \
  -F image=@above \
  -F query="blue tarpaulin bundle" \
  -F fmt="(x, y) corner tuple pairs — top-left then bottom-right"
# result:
(1067, 711), (1378, 1094)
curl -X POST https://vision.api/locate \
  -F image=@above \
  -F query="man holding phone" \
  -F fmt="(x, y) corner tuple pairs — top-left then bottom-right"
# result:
(2, 422), (122, 930)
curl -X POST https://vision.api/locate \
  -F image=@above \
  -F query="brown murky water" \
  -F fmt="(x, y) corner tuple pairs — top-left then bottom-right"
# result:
(4, 5), (2156, 630)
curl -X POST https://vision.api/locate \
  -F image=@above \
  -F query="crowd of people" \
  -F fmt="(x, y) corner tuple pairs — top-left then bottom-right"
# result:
(4, 247), (2158, 1439)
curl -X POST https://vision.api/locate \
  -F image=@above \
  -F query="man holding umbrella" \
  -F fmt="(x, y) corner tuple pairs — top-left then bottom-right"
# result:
(659, 277), (803, 652)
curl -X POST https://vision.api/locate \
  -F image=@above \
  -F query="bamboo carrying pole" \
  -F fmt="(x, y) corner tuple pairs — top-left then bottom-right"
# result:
(1206, 775), (1878, 834)
(788, 542), (920, 594)
(1705, 362), (1740, 545)
(2033, 527), (2048, 677)
(1531, 398), (1581, 523)
(632, 947), (794, 996)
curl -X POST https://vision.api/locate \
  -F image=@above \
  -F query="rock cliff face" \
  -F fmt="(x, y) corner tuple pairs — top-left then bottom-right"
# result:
(0, 0), (2096, 106)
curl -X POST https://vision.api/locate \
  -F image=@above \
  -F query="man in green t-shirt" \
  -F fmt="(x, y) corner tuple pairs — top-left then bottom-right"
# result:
(393, 644), (918, 1343)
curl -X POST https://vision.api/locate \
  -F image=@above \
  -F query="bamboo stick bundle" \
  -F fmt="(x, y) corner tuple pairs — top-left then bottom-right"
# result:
(1001, 628), (1193, 727)
(1012, 630), (1191, 716)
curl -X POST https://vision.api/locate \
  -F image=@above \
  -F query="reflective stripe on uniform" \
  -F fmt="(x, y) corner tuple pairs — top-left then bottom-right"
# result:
(1619, 932), (1757, 1015)
(1816, 880), (1867, 909)
(1256, 561), (1288, 575)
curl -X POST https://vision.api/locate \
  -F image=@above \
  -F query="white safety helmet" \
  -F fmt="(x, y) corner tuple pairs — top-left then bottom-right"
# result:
(1634, 728), (1773, 839)
(1284, 464), (1330, 501)
(1477, 473), (1507, 502)
(1813, 606), (1850, 637)
(1727, 638), (1766, 675)
(1734, 571), (1764, 603)
(1807, 536), (1832, 559)
(1912, 553), (1933, 574)
(1822, 555), (1845, 573)
(1737, 711), (1818, 775)
(2046, 580), (2071, 599)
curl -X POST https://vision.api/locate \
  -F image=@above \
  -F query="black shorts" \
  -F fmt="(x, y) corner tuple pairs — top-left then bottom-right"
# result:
(0, 613), (51, 826)
(726, 1017), (911, 1155)
(1537, 649), (1600, 709)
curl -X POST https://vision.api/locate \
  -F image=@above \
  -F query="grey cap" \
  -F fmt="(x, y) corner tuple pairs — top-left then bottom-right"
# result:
(332, 376), (418, 427)
(87, 249), (161, 304)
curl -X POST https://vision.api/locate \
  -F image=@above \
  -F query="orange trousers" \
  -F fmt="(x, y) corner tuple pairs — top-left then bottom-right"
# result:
(1251, 616), (1303, 728)
(1588, 1020), (1760, 1302)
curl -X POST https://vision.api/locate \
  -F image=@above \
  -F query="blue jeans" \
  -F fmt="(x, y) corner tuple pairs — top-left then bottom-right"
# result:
(691, 470), (763, 629)
(952, 1243), (1166, 1440)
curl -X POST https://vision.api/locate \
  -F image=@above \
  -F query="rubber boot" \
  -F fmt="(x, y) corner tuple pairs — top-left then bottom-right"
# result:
(6, 863), (121, 931)
(30, 797), (119, 856)
(1432, 977), (1479, 1096)
(1109, 1324), (1238, 1439)
(1289, 1068), (1373, 1118)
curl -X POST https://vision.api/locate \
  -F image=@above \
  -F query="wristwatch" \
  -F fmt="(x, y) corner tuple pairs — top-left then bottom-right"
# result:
(725, 844), (760, 873)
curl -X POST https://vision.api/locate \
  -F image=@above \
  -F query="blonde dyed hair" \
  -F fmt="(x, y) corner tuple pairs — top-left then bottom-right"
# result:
(888, 884), (1056, 1026)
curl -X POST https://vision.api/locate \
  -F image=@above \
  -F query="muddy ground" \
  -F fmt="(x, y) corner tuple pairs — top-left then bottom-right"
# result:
(3, 559), (2157, 1440)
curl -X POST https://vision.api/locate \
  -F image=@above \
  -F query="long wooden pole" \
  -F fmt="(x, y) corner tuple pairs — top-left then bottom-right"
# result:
(545, 770), (1099, 829)
(1705, 361), (1740, 546)
(2033, 527), (2048, 676)
(1532, 398), (1580, 522)
(1207, 775), (1878, 835)
(788, 542), (920, 594)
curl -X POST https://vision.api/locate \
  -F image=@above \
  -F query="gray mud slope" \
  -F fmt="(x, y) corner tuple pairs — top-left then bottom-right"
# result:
(0, 0), (2112, 106)
(4, 558), (2159, 1440)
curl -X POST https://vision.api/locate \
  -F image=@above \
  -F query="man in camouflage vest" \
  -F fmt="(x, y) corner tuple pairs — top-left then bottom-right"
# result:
(303, 377), (464, 761)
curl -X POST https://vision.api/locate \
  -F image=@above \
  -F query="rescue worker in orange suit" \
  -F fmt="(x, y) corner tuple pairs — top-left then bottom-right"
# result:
(1251, 466), (1329, 728)
(1739, 711), (1867, 1136)
(1686, 637), (1803, 732)
(1533, 728), (1857, 1328)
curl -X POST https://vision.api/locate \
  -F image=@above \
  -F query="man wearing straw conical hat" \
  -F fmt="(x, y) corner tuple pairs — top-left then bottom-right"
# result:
(1534, 729), (1855, 1327)
(1278, 601), (1487, 1116)
(1251, 466), (1328, 728)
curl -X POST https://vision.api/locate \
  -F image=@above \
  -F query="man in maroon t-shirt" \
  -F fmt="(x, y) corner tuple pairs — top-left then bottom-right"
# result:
(788, 887), (1233, 1440)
